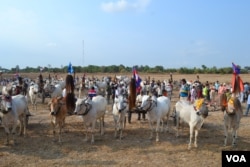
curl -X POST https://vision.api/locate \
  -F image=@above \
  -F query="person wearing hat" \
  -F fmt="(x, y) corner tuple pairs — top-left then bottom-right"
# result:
(179, 78), (190, 101)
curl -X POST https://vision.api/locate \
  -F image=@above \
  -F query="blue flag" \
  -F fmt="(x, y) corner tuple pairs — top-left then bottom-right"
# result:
(232, 62), (240, 75)
(68, 62), (74, 74)
(132, 66), (141, 88)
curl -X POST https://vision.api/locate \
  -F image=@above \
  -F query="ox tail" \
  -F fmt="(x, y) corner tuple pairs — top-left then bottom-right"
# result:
(172, 106), (177, 126)
(65, 75), (75, 113)
(128, 78), (136, 111)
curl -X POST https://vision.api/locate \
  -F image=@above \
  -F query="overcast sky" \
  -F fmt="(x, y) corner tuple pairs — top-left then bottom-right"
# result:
(0, 0), (249, 69)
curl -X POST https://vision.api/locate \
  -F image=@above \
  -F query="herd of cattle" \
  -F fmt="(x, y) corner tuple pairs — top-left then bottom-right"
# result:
(0, 74), (243, 149)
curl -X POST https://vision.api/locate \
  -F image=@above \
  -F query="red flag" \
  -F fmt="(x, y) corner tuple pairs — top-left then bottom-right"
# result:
(132, 66), (141, 89)
(231, 75), (244, 93)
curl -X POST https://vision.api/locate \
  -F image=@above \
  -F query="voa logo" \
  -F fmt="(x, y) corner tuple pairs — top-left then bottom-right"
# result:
(226, 155), (246, 163)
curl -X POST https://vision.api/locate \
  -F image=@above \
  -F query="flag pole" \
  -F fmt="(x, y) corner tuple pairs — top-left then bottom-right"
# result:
(82, 40), (84, 71)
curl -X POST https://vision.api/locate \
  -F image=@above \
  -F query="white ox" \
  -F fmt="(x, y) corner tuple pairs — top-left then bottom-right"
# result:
(139, 95), (171, 142)
(112, 95), (128, 139)
(12, 94), (30, 136)
(74, 95), (107, 143)
(174, 99), (209, 149)
(0, 94), (30, 145)
(221, 94), (243, 147)
(44, 83), (63, 98)
(95, 81), (107, 96)
(28, 83), (39, 111)
(0, 94), (18, 145)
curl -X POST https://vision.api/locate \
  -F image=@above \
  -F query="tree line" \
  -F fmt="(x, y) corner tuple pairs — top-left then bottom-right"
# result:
(2, 64), (250, 74)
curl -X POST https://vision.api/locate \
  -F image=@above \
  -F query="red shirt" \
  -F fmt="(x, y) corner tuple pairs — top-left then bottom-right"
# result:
(88, 89), (96, 98)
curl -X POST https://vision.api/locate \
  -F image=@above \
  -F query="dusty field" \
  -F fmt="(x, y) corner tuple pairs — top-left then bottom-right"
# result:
(0, 73), (250, 167)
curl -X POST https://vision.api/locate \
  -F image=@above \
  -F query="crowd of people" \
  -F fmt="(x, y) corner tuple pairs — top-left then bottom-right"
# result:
(2, 72), (250, 118)
(82, 75), (250, 117)
(178, 78), (250, 116)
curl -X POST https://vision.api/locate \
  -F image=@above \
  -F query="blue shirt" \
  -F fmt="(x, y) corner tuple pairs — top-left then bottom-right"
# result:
(180, 84), (189, 97)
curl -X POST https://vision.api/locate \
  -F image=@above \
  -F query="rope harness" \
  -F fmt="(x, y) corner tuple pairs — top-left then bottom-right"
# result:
(79, 102), (92, 116)
(144, 99), (157, 112)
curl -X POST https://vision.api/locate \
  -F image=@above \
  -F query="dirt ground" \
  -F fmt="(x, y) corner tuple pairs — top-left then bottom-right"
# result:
(0, 73), (250, 167)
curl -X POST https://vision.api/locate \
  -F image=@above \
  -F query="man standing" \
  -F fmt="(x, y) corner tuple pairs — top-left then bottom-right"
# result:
(136, 91), (146, 121)
(202, 83), (210, 101)
(244, 90), (250, 116)
(179, 79), (190, 101)
(214, 81), (220, 94)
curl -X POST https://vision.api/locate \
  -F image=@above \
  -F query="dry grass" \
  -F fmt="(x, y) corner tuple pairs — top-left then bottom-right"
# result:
(0, 73), (250, 167)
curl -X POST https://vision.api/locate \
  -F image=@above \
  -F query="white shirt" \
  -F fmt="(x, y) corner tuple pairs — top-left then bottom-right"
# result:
(62, 88), (66, 97)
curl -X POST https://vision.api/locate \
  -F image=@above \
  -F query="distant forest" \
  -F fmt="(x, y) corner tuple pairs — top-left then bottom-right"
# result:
(1, 64), (250, 74)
